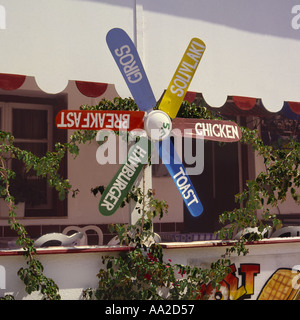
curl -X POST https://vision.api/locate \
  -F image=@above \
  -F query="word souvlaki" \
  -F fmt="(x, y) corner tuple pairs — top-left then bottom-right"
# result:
(170, 39), (205, 98)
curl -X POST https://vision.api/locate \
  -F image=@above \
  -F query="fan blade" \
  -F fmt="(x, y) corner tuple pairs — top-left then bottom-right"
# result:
(158, 38), (205, 119)
(99, 135), (152, 216)
(172, 118), (242, 142)
(55, 110), (145, 131)
(106, 28), (156, 112)
(104, 28), (155, 216)
(156, 138), (203, 217)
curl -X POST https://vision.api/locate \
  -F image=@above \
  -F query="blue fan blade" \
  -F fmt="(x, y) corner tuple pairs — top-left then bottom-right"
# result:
(106, 28), (156, 112)
(156, 139), (203, 217)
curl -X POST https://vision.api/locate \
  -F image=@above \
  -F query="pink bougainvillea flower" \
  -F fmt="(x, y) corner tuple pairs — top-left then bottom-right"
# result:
(144, 273), (152, 281)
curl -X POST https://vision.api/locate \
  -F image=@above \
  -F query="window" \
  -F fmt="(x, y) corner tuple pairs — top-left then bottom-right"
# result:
(0, 95), (67, 217)
(261, 113), (300, 147)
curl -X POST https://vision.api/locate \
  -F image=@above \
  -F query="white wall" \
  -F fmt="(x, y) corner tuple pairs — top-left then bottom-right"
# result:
(1, 1), (300, 111)
(0, 247), (120, 300)
(2, 239), (300, 300)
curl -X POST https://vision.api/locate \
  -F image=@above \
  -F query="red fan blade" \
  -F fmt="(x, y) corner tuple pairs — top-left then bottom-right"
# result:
(172, 118), (241, 142)
(55, 110), (145, 131)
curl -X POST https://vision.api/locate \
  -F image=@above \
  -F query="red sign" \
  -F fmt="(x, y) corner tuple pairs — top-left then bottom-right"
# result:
(172, 118), (241, 142)
(55, 110), (145, 131)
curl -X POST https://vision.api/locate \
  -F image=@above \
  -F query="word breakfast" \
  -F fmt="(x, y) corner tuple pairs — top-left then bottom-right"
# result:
(55, 110), (144, 131)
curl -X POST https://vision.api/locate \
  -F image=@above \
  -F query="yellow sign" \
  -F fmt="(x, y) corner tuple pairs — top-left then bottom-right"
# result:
(159, 38), (206, 119)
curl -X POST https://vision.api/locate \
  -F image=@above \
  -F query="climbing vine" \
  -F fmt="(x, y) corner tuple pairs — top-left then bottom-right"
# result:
(83, 186), (232, 300)
(218, 128), (299, 256)
(0, 131), (71, 299)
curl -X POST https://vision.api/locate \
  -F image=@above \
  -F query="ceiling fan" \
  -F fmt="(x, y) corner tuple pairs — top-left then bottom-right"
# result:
(56, 28), (210, 218)
(99, 28), (206, 218)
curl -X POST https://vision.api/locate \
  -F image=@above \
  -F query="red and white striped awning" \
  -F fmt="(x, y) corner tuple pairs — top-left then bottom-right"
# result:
(0, 73), (108, 98)
(1, 73), (299, 121)
(184, 91), (300, 120)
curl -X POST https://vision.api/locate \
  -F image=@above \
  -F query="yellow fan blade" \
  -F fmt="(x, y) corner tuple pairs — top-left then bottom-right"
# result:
(159, 38), (206, 119)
